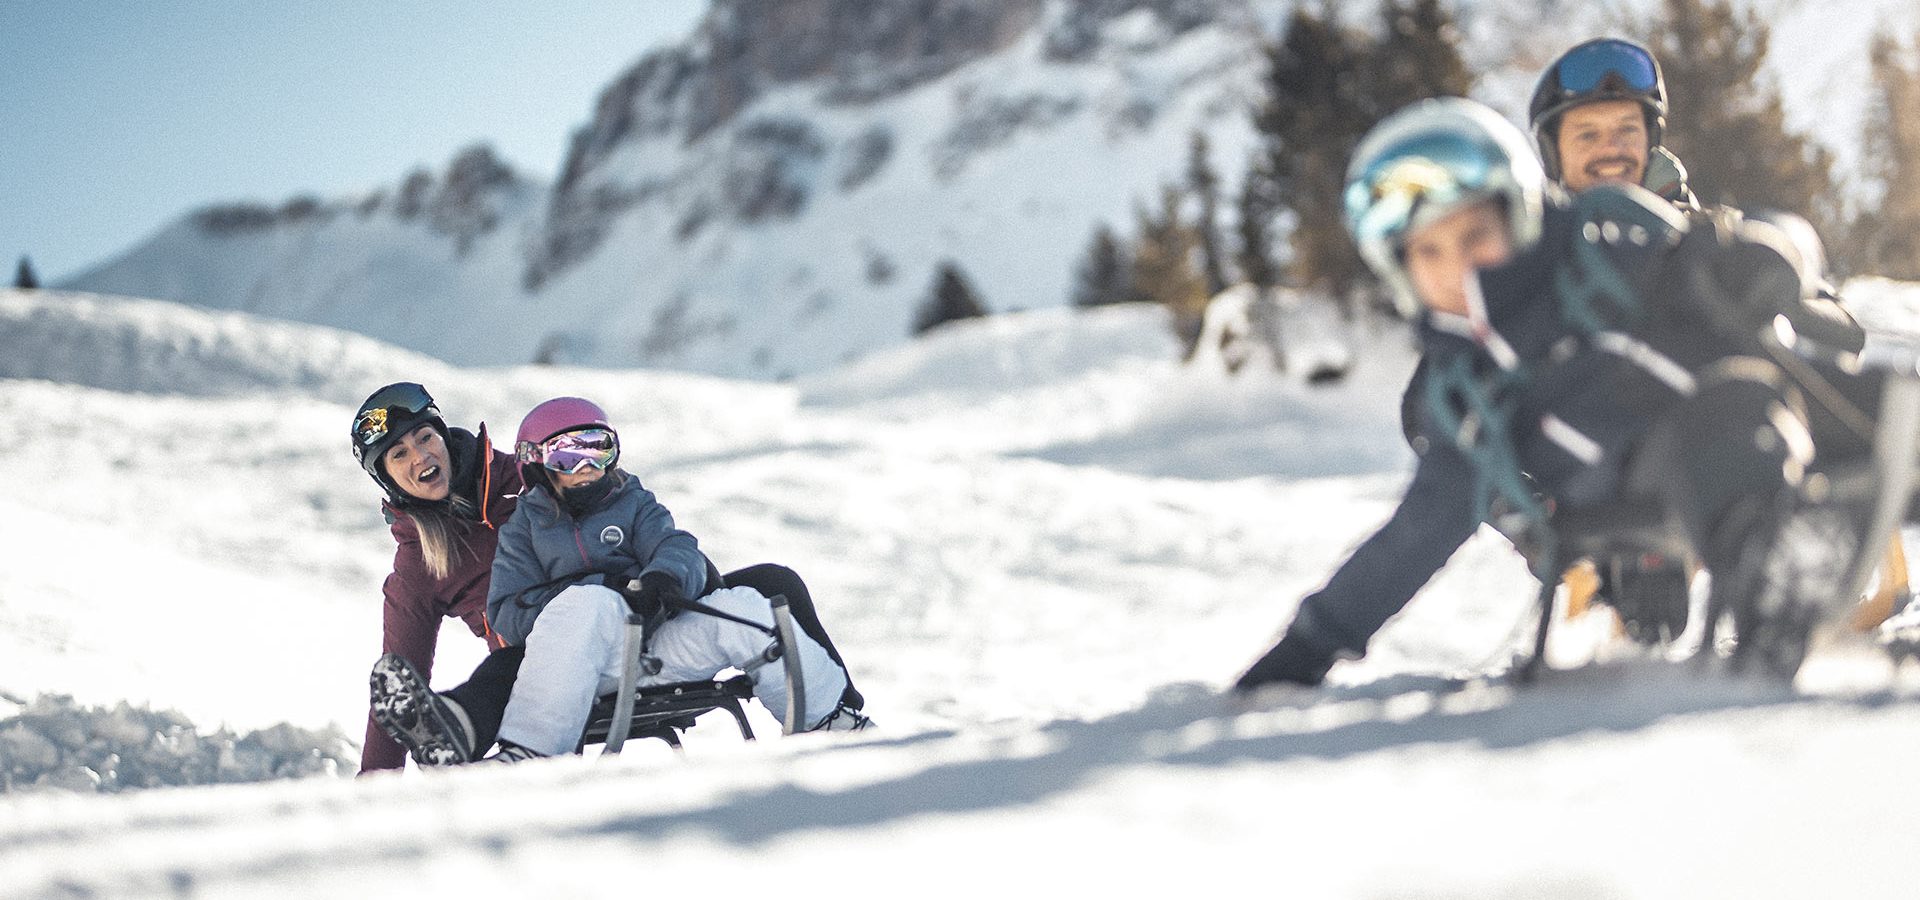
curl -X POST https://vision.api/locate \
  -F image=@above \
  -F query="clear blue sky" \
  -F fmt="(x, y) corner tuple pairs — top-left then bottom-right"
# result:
(0, 2), (709, 282)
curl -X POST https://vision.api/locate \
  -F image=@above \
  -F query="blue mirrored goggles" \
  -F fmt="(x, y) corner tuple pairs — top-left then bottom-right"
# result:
(1552, 39), (1658, 95)
(1346, 133), (1496, 247)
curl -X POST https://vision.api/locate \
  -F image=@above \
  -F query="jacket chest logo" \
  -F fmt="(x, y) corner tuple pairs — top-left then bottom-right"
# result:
(599, 525), (625, 546)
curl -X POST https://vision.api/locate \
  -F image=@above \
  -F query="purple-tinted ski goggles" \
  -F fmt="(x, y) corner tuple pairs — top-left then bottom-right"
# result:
(1548, 39), (1659, 96)
(518, 428), (619, 474)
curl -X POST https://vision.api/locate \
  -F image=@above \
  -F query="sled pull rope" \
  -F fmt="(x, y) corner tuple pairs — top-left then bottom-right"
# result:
(768, 594), (807, 734)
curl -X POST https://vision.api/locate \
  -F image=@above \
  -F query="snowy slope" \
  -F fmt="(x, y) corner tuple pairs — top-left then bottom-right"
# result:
(4, 286), (1920, 897)
(58, 0), (1920, 380)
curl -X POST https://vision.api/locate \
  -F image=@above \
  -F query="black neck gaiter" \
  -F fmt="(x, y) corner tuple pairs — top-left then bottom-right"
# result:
(558, 470), (621, 518)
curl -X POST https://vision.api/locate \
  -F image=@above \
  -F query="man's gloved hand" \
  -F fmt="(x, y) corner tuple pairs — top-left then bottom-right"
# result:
(1234, 630), (1336, 692)
(612, 570), (682, 620)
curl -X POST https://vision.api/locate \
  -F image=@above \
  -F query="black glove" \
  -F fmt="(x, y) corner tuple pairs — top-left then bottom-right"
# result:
(612, 571), (682, 620)
(1234, 630), (1335, 692)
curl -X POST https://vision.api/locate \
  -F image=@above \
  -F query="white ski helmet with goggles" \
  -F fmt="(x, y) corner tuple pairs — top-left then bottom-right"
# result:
(1528, 37), (1668, 181)
(1344, 97), (1547, 317)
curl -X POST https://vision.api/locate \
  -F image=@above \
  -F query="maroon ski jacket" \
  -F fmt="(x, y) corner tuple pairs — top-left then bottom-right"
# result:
(360, 429), (522, 773)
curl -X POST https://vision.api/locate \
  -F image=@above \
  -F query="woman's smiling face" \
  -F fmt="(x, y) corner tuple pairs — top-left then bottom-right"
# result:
(382, 424), (451, 502)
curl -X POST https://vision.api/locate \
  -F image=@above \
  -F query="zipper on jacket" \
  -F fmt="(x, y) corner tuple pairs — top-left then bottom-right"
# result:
(479, 449), (496, 528)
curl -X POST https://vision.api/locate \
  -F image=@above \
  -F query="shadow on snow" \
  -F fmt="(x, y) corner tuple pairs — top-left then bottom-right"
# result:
(571, 659), (1908, 846)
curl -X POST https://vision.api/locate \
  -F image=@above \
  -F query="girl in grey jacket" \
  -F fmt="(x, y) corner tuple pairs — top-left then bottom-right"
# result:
(486, 397), (869, 759)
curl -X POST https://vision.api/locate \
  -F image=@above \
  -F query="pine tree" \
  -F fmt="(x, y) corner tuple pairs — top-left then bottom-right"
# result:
(1186, 131), (1230, 296)
(1370, 0), (1474, 113)
(1254, 5), (1373, 314)
(1855, 28), (1920, 279)
(1244, 1), (1471, 317)
(13, 256), (37, 290)
(1642, 0), (1842, 259)
(1130, 186), (1210, 354)
(914, 261), (988, 335)
(1073, 225), (1133, 308)
(1234, 152), (1284, 292)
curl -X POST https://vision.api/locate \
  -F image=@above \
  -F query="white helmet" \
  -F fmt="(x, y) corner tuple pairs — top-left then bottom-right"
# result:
(1344, 97), (1547, 316)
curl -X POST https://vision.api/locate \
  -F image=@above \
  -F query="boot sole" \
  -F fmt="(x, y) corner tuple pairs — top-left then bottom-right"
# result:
(369, 655), (471, 766)
(1733, 507), (1860, 680)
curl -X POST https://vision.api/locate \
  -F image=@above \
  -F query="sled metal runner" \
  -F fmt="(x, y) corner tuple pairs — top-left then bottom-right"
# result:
(578, 675), (758, 751)
(579, 592), (808, 753)
(1850, 374), (1920, 601)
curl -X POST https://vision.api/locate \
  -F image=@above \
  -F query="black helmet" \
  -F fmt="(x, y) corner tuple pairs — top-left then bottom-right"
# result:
(1528, 38), (1667, 180)
(350, 382), (448, 503)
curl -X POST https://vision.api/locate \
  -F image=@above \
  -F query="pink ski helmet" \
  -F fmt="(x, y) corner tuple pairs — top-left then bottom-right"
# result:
(514, 397), (618, 488)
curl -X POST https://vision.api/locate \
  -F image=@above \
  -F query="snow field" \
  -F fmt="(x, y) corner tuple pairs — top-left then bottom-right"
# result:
(4, 288), (1920, 897)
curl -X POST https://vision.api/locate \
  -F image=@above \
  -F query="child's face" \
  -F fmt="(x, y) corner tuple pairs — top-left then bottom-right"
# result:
(550, 465), (607, 491)
(1403, 201), (1514, 317)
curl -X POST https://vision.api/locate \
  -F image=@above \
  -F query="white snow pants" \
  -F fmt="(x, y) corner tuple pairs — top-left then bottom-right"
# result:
(497, 584), (850, 756)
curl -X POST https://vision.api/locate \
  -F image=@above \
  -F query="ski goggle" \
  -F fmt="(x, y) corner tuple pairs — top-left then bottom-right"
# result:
(518, 428), (619, 474)
(353, 382), (438, 448)
(1346, 132), (1495, 251)
(1549, 39), (1659, 96)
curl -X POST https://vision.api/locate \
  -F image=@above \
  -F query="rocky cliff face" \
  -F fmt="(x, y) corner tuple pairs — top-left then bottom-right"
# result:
(530, 0), (1053, 289)
(189, 143), (533, 256)
(527, 0), (1258, 292)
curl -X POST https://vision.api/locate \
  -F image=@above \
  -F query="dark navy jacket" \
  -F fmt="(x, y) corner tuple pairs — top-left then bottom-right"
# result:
(486, 470), (708, 647)
(1285, 184), (1778, 659)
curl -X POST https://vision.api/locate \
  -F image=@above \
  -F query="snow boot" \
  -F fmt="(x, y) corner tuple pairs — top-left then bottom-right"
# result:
(809, 702), (874, 733)
(484, 740), (545, 764)
(1877, 593), (1920, 663)
(1727, 501), (1862, 680)
(369, 653), (477, 766)
(1604, 554), (1693, 646)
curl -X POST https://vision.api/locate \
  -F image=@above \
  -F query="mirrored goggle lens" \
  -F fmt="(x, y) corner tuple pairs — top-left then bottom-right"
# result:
(354, 384), (436, 445)
(1348, 134), (1490, 245)
(538, 429), (618, 473)
(1555, 40), (1658, 94)
(354, 408), (392, 446)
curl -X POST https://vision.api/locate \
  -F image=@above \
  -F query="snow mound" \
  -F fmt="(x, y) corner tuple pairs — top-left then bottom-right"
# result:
(800, 304), (1182, 406)
(0, 693), (353, 795)
(794, 301), (1418, 478)
(0, 288), (451, 404)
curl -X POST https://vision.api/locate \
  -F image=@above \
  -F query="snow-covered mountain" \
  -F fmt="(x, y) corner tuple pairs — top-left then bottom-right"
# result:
(60, 0), (1920, 380)
(6, 284), (1920, 897)
(63, 0), (1276, 378)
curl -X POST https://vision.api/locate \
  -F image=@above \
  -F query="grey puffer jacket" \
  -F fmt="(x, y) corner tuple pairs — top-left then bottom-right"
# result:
(485, 470), (707, 646)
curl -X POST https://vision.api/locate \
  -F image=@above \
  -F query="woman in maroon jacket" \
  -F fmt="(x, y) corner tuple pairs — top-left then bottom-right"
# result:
(349, 382), (524, 773)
